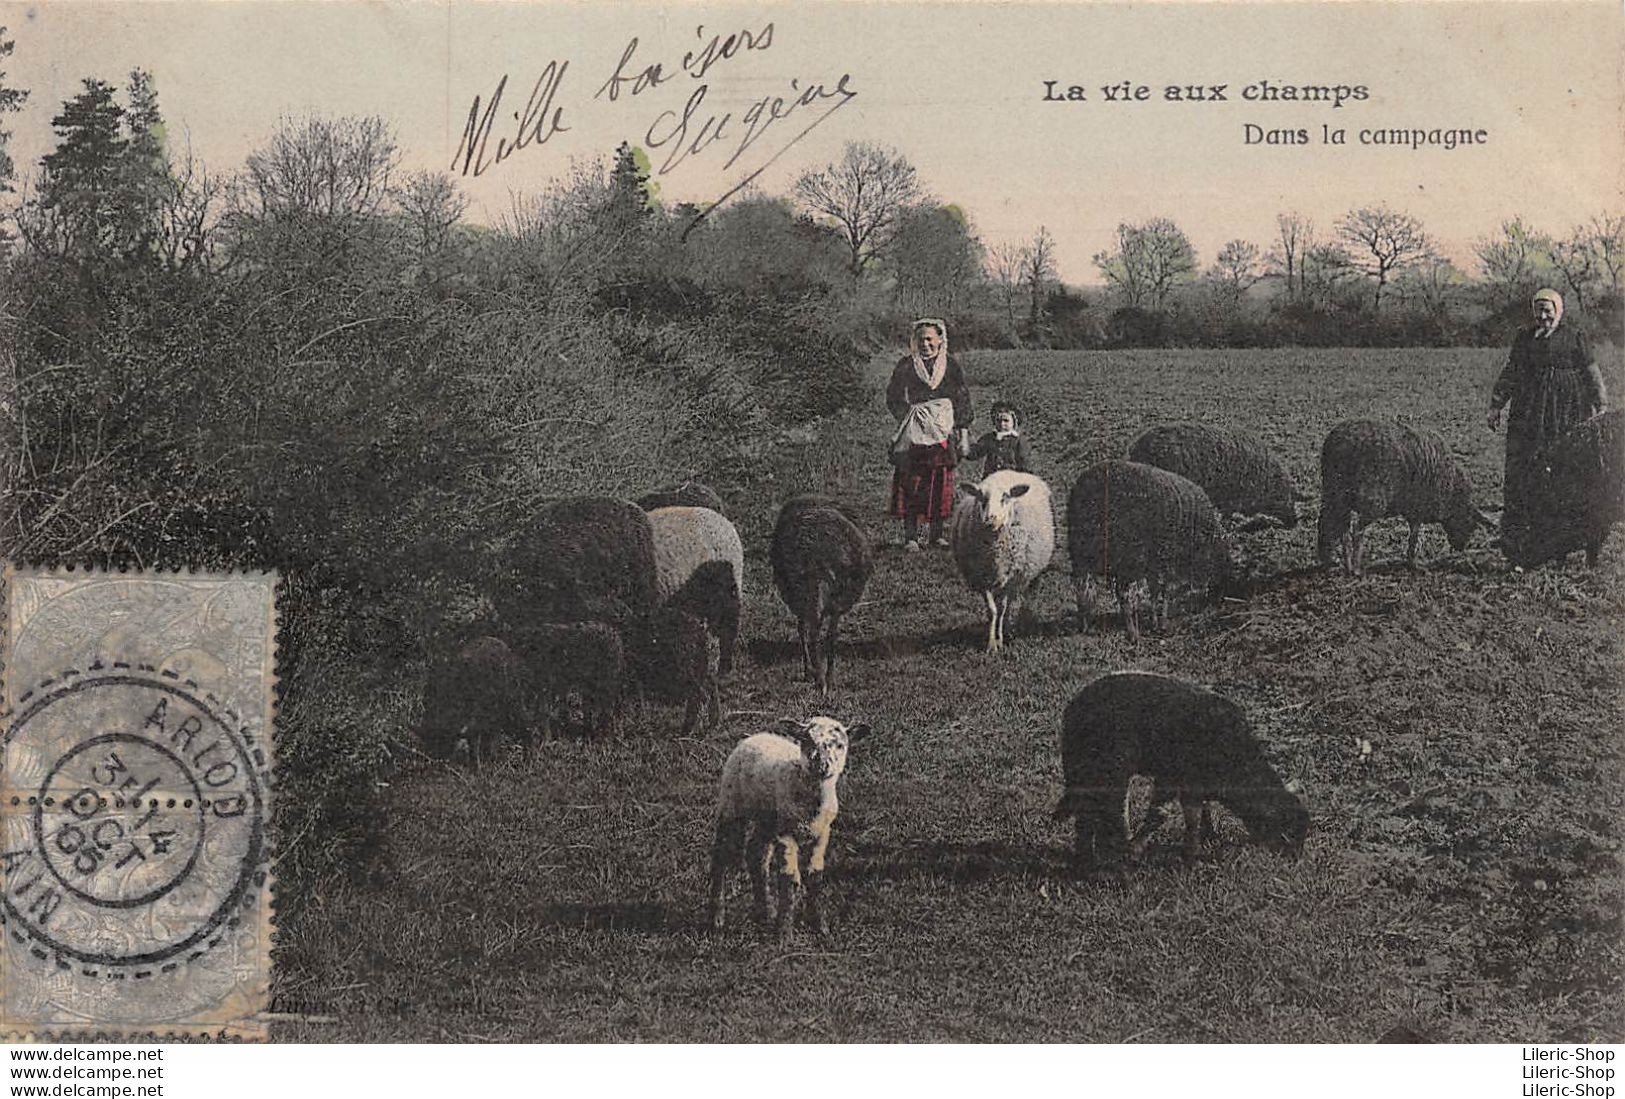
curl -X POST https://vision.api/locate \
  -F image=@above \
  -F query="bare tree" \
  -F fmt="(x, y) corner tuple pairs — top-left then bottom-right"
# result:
(1023, 226), (1057, 327)
(1474, 217), (1551, 313)
(1094, 217), (1195, 312)
(1336, 205), (1432, 311)
(396, 169), (468, 267)
(986, 240), (1029, 347)
(1208, 238), (1262, 305)
(153, 139), (223, 273)
(793, 141), (921, 277)
(1546, 227), (1602, 313)
(1395, 253), (1466, 317)
(1265, 213), (1312, 301)
(1587, 213), (1624, 298)
(1302, 242), (1357, 308)
(236, 114), (399, 223)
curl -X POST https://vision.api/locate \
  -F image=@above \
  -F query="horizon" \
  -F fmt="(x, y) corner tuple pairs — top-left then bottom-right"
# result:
(3, 1), (1621, 282)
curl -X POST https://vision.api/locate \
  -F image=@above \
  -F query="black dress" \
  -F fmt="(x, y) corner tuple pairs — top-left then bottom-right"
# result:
(1490, 323), (1606, 544)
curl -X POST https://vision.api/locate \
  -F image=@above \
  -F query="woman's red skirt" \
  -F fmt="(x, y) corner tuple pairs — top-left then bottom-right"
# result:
(889, 442), (956, 520)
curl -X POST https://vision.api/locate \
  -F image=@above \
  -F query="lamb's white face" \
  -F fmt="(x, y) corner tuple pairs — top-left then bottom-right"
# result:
(783, 716), (871, 779)
(962, 473), (1034, 531)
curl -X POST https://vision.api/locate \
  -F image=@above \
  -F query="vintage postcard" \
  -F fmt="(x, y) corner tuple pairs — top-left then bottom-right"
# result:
(0, 570), (276, 1039)
(0, 0), (1619, 1048)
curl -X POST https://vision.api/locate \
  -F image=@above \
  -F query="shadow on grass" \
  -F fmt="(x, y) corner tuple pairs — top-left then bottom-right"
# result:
(838, 837), (1068, 885)
(744, 622), (992, 668)
(533, 900), (676, 934)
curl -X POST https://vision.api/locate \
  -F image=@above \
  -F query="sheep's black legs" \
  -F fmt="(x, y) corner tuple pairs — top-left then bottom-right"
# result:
(774, 837), (803, 942)
(1180, 799), (1206, 860)
(718, 601), (739, 677)
(1199, 805), (1219, 846)
(747, 823), (774, 925)
(1073, 575), (1095, 634)
(708, 818), (747, 930)
(803, 832), (831, 936)
(1128, 796), (1172, 858)
(822, 613), (840, 693)
(797, 611), (816, 685)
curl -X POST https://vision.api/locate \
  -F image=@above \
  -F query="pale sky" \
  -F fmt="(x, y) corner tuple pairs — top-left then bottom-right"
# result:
(3, 0), (1621, 282)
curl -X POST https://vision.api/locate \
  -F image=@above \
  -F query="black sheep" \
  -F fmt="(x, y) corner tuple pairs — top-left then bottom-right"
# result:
(420, 635), (533, 767)
(626, 606), (721, 735)
(1054, 672), (1307, 872)
(513, 621), (625, 739)
(769, 496), (873, 694)
(1066, 460), (1237, 642)
(1317, 420), (1493, 574)
(510, 496), (659, 629)
(1128, 422), (1299, 528)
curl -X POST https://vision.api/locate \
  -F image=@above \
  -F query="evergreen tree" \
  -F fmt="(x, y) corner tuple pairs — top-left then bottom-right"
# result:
(0, 26), (29, 194)
(602, 142), (652, 234)
(39, 78), (129, 259)
(119, 69), (170, 260)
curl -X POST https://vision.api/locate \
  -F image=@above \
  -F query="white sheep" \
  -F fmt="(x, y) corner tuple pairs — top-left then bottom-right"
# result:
(707, 716), (872, 940)
(647, 505), (745, 674)
(951, 470), (1056, 652)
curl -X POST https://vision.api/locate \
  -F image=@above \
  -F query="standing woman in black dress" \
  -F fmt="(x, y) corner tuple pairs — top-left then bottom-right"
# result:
(886, 318), (974, 550)
(1487, 288), (1608, 555)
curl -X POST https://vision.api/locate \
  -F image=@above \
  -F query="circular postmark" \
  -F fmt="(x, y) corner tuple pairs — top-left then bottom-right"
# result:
(1, 672), (268, 969)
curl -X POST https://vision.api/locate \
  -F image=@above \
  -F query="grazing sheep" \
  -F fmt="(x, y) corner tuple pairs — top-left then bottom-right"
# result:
(708, 716), (873, 940)
(626, 606), (721, 735)
(1128, 422), (1299, 528)
(1318, 420), (1493, 575)
(770, 496), (874, 693)
(647, 506), (745, 674)
(514, 621), (624, 739)
(1503, 409), (1625, 568)
(637, 480), (727, 514)
(510, 496), (659, 628)
(951, 470), (1055, 652)
(421, 635), (532, 767)
(1053, 672), (1308, 872)
(1066, 460), (1238, 643)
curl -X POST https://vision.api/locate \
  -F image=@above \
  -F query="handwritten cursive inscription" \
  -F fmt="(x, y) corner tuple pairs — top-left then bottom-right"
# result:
(449, 22), (855, 227)
(451, 62), (571, 178)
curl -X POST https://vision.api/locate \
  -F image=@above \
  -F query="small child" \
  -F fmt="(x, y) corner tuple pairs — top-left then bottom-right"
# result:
(965, 400), (1030, 477)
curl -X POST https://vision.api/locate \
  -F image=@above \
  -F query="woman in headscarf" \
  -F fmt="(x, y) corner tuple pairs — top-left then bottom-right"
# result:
(1487, 288), (1608, 550)
(886, 318), (973, 550)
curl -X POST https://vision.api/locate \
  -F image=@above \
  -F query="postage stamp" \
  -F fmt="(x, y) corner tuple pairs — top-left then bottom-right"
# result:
(0, 568), (276, 1040)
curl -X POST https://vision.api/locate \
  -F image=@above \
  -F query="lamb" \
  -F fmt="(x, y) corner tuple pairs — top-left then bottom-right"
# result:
(1053, 672), (1308, 872)
(420, 635), (532, 767)
(951, 470), (1055, 652)
(647, 506), (745, 674)
(513, 621), (624, 739)
(1502, 409), (1625, 568)
(625, 605), (721, 735)
(708, 716), (873, 940)
(1317, 419), (1494, 575)
(1127, 422), (1299, 528)
(637, 480), (727, 515)
(510, 496), (659, 628)
(769, 496), (874, 693)
(1066, 460), (1238, 643)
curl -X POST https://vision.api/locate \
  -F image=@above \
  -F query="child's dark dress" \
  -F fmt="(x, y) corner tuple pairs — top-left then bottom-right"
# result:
(966, 432), (1030, 478)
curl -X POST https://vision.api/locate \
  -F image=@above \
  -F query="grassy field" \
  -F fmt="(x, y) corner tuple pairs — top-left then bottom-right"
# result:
(274, 348), (1624, 1043)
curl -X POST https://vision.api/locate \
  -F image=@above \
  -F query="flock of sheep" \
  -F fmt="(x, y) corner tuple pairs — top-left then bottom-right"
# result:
(419, 406), (1624, 941)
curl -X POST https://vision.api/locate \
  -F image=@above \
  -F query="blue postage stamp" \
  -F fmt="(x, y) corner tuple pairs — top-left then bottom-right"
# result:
(1, 568), (276, 1040)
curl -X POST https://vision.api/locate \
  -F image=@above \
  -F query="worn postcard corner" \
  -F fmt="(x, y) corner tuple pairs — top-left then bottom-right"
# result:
(0, 566), (278, 1040)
